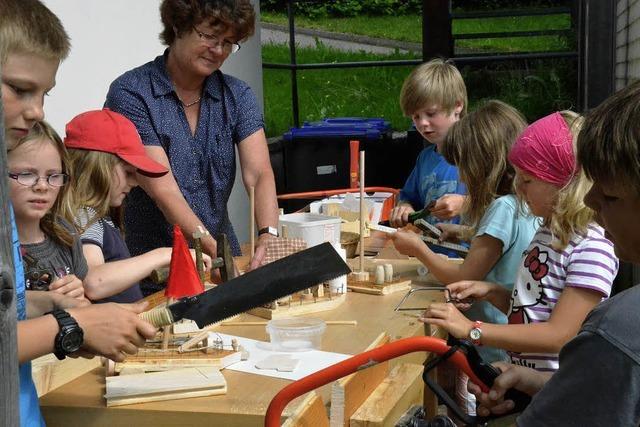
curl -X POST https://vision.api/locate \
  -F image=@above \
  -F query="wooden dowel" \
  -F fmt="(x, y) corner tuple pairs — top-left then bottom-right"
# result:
(359, 150), (365, 273)
(250, 186), (255, 259)
(220, 320), (358, 326)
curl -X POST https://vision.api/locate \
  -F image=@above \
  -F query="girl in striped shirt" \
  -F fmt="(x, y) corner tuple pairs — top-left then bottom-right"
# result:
(421, 111), (618, 373)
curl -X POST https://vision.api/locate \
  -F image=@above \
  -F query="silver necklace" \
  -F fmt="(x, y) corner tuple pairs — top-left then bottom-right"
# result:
(178, 95), (201, 108)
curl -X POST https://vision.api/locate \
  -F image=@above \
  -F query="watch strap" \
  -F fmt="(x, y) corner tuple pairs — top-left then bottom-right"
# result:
(470, 320), (483, 346)
(258, 226), (278, 237)
(47, 309), (83, 360)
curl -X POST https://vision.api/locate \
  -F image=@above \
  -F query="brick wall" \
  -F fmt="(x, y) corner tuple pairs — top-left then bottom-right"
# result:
(616, 0), (640, 88)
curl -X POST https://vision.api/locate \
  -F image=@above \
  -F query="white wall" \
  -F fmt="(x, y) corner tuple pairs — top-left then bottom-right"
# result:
(41, 0), (263, 246)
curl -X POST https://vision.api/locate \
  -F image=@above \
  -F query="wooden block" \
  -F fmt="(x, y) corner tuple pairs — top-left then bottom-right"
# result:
(349, 363), (424, 427)
(32, 354), (101, 397)
(113, 347), (241, 374)
(283, 392), (329, 427)
(247, 292), (347, 320)
(347, 278), (411, 296)
(330, 333), (390, 427)
(105, 367), (226, 407)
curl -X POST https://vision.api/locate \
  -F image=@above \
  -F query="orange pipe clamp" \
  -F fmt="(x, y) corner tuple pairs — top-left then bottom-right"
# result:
(264, 336), (491, 427)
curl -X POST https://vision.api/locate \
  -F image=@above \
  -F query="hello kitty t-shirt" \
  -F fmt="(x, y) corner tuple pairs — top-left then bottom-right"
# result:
(507, 224), (618, 372)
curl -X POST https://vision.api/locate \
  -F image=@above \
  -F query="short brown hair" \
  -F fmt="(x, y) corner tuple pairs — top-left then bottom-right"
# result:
(0, 0), (70, 66)
(442, 100), (527, 229)
(578, 80), (640, 192)
(160, 0), (255, 46)
(399, 58), (467, 117)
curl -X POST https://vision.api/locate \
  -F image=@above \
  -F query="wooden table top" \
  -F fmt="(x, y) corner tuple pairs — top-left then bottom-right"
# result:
(39, 286), (446, 427)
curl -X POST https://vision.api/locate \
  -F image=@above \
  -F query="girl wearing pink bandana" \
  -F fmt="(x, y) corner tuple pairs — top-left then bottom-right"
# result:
(421, 111), (618, 375)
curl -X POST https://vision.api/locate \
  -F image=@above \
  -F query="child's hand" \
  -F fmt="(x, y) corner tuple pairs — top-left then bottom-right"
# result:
(68, 301), (157, 362)
(389, 203), (415, 228)
(436, 223), (462, 242)
(389, 229), (425, 258)
(430, 194), (466, 220)
(418, 302), (473, 339)
(447, 280), (494, 308)
(49, 274), (85, 300)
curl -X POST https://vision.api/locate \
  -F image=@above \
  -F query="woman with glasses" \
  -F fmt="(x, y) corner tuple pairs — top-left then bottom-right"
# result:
(105, 0), (278, 294)
(7, 121), (88, 301)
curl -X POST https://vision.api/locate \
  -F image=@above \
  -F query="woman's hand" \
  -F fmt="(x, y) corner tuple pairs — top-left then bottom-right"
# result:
(418, 302), (473, 339)
(468, 362), (545, 417)
(389, 203), (415, 228)
(248, 233), (274, 271)
(49, 274), (85, 300)
(389, 229), (425, 258)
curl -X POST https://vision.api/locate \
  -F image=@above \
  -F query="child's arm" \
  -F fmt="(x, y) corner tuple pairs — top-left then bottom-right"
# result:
(447, 280), (512, 313)
(423, 287), (603, 353)
(390, 229), (504, 285)
(25, 290), (89, 319)
(82, 245), (212, 301)
(18, 301), (157, 364)
(48, 274), (85, 300)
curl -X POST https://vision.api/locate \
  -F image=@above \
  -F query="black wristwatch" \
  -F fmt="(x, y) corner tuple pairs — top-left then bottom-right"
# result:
(47, 309), (84, 360)
(258, 226), (278, 237)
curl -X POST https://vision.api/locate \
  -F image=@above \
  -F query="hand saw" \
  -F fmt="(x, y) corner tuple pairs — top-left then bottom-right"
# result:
(139, 242), (351, 328)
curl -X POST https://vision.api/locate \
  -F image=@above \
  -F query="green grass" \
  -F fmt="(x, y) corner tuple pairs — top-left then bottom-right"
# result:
(262, 42), (577, 137)
(261, 11), (573, 53)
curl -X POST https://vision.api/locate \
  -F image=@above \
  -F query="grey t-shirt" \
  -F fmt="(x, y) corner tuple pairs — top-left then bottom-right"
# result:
(517, 286), (640, 426)
(21, 224), (88, 289)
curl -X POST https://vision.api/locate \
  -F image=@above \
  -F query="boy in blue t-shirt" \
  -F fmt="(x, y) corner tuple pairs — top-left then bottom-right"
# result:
(390, 59), (468, 256)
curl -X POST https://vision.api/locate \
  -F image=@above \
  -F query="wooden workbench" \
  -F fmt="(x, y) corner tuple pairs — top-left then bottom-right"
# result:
(39, 287), (446, 426)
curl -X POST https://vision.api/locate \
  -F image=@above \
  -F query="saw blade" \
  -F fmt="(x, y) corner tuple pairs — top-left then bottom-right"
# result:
(166, 242), (351, 328)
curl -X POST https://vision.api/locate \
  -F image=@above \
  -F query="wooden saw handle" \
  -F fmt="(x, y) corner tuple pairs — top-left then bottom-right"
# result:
(139, 307), (174, 327)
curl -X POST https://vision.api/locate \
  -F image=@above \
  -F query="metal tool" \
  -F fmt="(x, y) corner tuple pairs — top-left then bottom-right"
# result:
(394, 287), (474, 312)
(140, 242), (351, 328)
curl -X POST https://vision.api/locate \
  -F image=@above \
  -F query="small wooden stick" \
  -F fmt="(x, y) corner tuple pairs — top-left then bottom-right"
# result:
(177, 322), (222, 352)
(192, 226), (208, 284)
(160, 297), (175, 350)
(221, 320), (358, 326)
(250, 186), (255, 259)
(359, 150), (365, 273)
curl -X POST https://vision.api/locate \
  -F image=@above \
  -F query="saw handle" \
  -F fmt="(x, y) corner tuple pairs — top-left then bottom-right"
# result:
(138, 307), (174, 327)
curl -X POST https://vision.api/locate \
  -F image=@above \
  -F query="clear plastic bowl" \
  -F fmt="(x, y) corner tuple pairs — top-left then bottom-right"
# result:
(266, 318), (326, 352)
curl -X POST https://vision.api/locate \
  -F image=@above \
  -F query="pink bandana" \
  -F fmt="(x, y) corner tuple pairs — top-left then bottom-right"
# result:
(508, 112), (576, 187)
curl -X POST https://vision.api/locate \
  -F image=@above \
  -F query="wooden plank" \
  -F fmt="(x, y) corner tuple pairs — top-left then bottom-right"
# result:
(113, 349), (241, 374)
(282, 392), (329, 427)
(248, 292), (347, 319)
(32, 354), (101, 397)
(350, 363), (424, 427)
(105, 367), (226, 407)
(330, 333), (390, 427)
(347, 278), (411, 296)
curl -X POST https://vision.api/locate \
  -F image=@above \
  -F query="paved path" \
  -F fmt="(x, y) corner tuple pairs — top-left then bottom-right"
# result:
(261, 22), (421, 55)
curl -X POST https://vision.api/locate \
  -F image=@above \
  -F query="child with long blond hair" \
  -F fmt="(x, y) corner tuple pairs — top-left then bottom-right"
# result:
(62, 109), (212, 303)
(423, 111), (618, 375)
(8, 121), (87, 301)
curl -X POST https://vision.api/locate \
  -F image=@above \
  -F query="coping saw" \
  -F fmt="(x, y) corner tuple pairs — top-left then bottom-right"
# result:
(139, 242), (351, 328)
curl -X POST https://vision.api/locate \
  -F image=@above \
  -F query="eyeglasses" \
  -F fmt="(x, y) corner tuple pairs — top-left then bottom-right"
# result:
(8, 171), (69, 187)
(193, 27), (241, 54)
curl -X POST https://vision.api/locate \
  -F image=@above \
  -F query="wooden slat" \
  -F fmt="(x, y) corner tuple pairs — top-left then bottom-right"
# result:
(282, 392), (329, 427)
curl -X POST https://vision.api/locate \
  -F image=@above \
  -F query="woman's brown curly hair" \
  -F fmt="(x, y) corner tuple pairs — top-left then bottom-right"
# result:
(160, 0), (255, 45)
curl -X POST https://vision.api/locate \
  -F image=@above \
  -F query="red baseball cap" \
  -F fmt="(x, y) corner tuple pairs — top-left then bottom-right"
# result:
(64, 109), (168, 176)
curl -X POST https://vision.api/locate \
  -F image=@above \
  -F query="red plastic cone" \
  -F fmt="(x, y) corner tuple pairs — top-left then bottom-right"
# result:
(165, 225), (204, 299)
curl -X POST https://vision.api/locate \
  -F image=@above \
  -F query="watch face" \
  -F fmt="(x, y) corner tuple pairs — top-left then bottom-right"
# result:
(469, 328), (482, 341)
(60, 330), (83, 353)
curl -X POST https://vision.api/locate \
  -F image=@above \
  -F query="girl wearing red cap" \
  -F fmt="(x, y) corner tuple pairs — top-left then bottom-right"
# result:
(62, 109), (212, 303)
(420, 111), (618, 376)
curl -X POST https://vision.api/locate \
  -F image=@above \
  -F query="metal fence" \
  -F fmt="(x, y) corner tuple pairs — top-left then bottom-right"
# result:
(261, 0), (615, 127)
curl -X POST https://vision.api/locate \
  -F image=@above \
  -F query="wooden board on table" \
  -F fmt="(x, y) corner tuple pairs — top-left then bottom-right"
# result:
(105, 367), (226, 407)
(247, 292), (347, 320)
(282, 392), (329, 427)
(347, 277), (411, 295)
(350, 363), (424, 427)
(32, 354), (101, 397)
(113, 344), (240, 375)
(329, 333), (390, 427)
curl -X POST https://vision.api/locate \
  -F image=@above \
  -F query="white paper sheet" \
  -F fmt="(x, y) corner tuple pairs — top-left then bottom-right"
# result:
(214, 333), (351, 381)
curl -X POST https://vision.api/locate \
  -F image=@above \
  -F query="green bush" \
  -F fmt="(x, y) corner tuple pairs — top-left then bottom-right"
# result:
(261, 0), (422, 18)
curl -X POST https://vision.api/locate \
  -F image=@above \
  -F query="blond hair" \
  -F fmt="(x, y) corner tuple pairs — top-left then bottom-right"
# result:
(0, 0), (70, 66)
(579, 80), (640, 192)
(442, 100), (527, 230)
(399, 58), (467, 117)
(63, 149), (123, 232)
(8, 121), (75, 247)
(516, 111), (594, 250)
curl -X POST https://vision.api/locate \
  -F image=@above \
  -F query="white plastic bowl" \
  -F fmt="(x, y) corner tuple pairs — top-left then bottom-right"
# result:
(266, 317), (326, 352)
